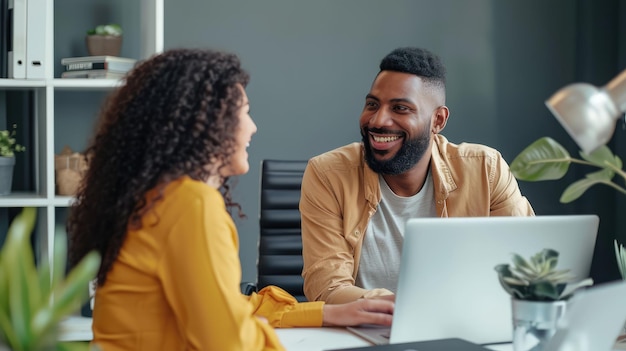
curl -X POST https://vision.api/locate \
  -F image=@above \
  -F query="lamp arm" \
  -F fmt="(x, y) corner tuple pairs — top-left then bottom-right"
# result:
(605, 69), (626, 114)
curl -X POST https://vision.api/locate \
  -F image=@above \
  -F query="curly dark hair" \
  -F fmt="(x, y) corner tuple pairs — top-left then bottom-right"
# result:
(379, 47), (446, 91)
(67, 48), (250, 285)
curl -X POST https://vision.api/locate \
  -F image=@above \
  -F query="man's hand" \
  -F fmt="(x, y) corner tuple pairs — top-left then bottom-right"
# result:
(322, 299), (394, 327)
(370, 294), (395, 303)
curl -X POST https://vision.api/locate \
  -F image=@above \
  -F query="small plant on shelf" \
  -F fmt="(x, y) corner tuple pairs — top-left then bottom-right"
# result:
(86, 23), (122, 37)
(0, 124), (25, 157)
(85, 24), (123, 57)
(495, 248), (594, 301)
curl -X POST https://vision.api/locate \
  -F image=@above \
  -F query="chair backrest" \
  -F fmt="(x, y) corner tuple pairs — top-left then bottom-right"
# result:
(258, 159), (308, 302)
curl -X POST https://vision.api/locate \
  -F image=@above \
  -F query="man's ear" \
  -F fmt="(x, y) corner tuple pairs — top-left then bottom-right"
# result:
(432, 106), (449, 134)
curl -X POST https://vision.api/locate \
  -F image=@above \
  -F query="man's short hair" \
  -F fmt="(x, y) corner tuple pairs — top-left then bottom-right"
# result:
(379, 47), (446, 90)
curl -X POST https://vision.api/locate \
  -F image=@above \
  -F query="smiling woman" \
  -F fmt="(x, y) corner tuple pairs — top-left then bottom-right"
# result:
(65, 48), (393, 351)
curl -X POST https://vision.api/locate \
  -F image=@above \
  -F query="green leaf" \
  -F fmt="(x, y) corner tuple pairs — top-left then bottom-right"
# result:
(5, 208), (38, 350)
(558, 278), (594, 299)
(103, 24), (122, 36)
(90, 23), (122, 37)
(579, 145), (622, 169)
(510, 137), (572, 181)
(32, 252), (100, 338)
(511, 253), (532, 271)
(52, 234), (69, 293)
(530, 281), (560, 300)
(0, 208), (100, 351)
(560, 175), (608, 203)
(57, 341), (94, 351)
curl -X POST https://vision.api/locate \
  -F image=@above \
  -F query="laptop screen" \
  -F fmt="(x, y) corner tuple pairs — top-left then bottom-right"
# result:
(390, 215), (599, 344)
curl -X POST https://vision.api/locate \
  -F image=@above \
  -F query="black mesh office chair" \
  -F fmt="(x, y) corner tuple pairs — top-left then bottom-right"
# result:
(257, 159), (308, 302)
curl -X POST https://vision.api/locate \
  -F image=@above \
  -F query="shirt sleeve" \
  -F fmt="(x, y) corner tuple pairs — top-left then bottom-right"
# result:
(300, 160), (377, 304)
(489, 152), (535, 216)
(248, 286), (324, 328)
(156, 187), (297, 351)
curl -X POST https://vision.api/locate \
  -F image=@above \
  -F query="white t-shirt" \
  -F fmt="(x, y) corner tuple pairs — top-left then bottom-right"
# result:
(355, 171), (437, 293)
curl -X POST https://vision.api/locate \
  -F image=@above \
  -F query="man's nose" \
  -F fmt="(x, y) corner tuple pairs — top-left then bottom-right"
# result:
(369, 108), (393, 128)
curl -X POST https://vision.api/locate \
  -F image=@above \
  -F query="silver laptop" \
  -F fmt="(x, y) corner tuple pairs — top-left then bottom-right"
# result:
(348, 215), (599, 345)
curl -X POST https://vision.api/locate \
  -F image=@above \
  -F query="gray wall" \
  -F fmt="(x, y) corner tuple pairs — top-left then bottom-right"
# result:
(50, 0), (624, 285)
(164, 0), (612, 284)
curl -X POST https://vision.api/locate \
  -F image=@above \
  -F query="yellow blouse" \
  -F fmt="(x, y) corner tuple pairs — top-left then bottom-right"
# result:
(92, 177), (324, 351)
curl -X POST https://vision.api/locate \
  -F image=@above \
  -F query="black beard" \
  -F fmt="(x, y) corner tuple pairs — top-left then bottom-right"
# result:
(361, 127), (430, 175)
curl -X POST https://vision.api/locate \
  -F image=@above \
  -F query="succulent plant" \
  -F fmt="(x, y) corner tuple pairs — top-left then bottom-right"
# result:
(495, 248), (594, 301)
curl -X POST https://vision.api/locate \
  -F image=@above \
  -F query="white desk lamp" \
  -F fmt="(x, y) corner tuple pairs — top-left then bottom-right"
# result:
(546, 68), (626, 154)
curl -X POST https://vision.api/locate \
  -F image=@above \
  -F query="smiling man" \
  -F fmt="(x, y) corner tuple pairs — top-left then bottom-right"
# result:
(300, 47), (535, 304)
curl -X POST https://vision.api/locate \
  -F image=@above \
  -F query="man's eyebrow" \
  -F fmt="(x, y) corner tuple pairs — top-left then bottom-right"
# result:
(365, 94), (415, 105)
(389, 98), (415, 105)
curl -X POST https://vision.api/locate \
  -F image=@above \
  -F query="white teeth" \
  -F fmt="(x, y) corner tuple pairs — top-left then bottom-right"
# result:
(372, 135), (400, 143)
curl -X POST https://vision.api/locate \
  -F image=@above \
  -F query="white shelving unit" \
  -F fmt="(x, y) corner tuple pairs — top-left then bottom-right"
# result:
(0, 0), (164, 341)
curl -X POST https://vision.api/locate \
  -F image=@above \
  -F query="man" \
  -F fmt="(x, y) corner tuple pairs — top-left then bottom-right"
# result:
(300, 47), (534, 304)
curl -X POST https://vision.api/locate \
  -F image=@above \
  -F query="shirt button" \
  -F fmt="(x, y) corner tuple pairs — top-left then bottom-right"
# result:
(354, 230), (360, 237)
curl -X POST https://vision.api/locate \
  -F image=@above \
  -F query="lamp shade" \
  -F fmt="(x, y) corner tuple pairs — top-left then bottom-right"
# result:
(545, 69), (626, 154)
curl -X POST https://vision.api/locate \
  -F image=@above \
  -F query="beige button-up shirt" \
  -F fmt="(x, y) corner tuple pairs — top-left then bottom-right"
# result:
(300, 135), (535, 304)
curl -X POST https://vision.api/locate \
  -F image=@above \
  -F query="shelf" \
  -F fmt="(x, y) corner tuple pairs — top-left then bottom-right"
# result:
(53, 78), (124, 90)
(0, 194), (76, 207)
(0, 79), (46, 88)
(0, 193), (49, 207)
(0, 78), (123, 90)
(53, 196), (75, 207)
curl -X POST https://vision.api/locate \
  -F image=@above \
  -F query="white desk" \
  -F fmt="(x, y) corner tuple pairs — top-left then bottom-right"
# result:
(275, 328), (370, 351)
(275, 327), (512, 351)
(275, 328), (626, 351)
(60, 318), (626, 351)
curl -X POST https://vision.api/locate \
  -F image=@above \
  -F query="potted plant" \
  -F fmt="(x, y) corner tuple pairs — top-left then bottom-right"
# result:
(0, 208), (101, 351)
(85, 23), (123, 57)
(495, 248), (594, 351)
(510, 137), (626, 278)
(0, 124), (25, 196)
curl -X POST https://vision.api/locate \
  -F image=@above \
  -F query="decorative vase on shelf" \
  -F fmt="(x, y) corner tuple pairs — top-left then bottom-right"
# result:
(0, 156), (15, 196)
(85, 23), (123, 57)
(85, 35), (122, 56)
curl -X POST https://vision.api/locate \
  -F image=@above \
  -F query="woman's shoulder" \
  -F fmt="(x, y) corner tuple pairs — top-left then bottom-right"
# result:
(158, 176), (225, 211)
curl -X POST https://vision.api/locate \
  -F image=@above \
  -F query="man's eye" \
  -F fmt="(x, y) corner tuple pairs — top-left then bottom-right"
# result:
(394, 105), (409, 112)
(365, 101), (378, 109)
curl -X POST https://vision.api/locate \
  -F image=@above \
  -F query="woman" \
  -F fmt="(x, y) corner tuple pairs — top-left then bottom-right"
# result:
(68, 48), (393, 351)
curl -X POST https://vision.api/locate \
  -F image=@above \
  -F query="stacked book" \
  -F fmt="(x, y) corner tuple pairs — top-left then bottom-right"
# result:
(60, 55), (137, 79)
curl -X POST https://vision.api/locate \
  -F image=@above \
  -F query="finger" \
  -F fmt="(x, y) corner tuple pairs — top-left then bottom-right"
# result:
(371, 294), (396, 303)
(358, 310), (393, 326)
(359, 299), (395, 314)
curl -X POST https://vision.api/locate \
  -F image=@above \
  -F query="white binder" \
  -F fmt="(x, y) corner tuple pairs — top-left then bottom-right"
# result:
(25, 0), (45, 79)
(8, 0), (26, 79)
